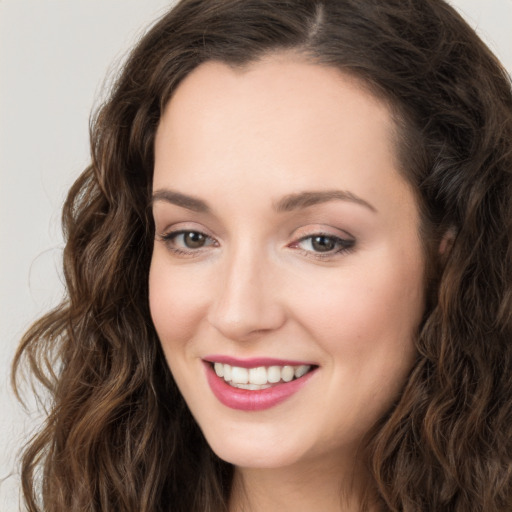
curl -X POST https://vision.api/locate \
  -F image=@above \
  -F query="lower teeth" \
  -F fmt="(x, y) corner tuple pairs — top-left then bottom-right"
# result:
(225, 375), (301, 390)
(229, 382), (273, 390)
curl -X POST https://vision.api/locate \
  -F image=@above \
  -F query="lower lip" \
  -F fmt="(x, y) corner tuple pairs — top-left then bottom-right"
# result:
(204, 362), (317, 411)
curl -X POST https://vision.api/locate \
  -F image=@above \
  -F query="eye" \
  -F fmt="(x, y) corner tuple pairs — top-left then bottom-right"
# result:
(178, 231), (209, 249)
(293, 233), (355, 256)
(159, 230), (217, 254)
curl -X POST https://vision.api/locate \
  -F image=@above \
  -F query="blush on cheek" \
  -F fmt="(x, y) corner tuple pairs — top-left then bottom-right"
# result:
(294, 267), (422, 360)
(149, 260), (211, 351)
(149, 264), (179, 344)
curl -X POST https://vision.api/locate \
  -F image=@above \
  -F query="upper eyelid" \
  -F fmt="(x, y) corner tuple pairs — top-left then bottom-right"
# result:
(297, 229), (353, 239)
(158, 228), (353, 240)
(160, 229), (216, 243)
(292, 233), (355, 248)
(157, 222), (217, 238)
(292, 225), (355, 241)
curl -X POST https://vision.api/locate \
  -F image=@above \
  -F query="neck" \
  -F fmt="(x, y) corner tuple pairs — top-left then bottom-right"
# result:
(229, 454), (381, 512)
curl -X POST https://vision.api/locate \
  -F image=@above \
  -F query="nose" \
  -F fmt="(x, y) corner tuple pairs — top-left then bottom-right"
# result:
(207, 245), (286, 341)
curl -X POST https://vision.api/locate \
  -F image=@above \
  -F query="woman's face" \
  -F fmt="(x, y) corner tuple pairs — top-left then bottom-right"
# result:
(149, 55), (425, 470)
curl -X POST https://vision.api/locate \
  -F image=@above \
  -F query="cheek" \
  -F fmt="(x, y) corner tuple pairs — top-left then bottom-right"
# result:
(293, 254), (423, 432)
(148, 255), (209, 348)
(289, 250), (425, 362)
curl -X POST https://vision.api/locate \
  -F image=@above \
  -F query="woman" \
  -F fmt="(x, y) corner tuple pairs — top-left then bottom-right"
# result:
(13, 0), (512, 511)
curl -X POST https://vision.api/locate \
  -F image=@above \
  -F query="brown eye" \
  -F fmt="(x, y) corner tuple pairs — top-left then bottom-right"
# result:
(183, 231), (207, 248)
(160, 230), (216, 254)
(311, 235), (337, 252)
(294, 233), (355, 256)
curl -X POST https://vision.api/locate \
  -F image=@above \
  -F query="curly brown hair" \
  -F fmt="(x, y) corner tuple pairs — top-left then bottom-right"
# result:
(13, 0), (512, 511)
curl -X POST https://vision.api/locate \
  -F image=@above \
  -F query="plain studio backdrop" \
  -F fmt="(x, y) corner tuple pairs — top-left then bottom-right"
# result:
(0, 0), (511, 509)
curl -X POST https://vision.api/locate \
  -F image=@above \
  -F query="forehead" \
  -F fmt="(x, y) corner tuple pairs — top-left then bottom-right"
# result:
(153, 55), (413, 223)
(157, 54), (393, 140)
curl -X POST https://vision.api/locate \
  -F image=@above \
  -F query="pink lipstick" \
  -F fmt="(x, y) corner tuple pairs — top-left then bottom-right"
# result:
(203, 357), (317, 411)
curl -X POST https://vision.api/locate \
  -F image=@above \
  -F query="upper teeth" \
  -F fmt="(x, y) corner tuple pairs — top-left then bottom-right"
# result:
(213, 362), (311, 389)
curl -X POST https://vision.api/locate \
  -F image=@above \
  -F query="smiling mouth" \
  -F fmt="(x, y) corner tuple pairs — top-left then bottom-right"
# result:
(210, 362), (315, 390)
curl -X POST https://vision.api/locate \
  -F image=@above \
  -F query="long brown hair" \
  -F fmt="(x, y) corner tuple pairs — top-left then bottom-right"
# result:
(13, 1), (512, 510)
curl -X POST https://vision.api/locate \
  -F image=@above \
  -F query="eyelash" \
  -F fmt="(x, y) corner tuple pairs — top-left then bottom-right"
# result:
(158, 230), (355, 259)
(291, 233), (355, 258)
(158, 230), (218, 256)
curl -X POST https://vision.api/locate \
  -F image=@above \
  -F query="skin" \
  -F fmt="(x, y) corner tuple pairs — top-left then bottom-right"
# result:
(149, 54), (426, 511)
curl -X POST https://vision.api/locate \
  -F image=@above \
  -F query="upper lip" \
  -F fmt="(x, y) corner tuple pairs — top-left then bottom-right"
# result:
(203, 355), (317, 368)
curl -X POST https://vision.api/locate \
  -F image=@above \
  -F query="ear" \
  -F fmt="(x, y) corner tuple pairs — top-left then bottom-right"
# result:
(438, 227), (456, 256)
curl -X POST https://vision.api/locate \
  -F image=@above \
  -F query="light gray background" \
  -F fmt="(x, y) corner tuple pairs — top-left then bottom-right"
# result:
(1, 1), (511, 509)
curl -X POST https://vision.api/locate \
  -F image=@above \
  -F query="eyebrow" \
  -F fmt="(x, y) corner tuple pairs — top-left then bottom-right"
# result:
(151, 188), (376, 214)
(274, 190), (377, 213)
(151, 189), (211, 213)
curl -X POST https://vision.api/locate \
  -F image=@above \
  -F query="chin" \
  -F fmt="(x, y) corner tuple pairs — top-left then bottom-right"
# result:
(202, 425), (310, 469)
(211, 444), (303, 469)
